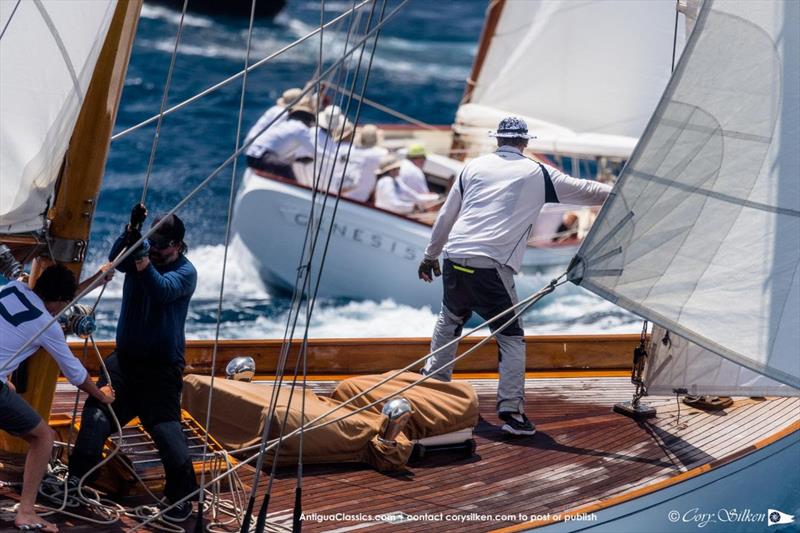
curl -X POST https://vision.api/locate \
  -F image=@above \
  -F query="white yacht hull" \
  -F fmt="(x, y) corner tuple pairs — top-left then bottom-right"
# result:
(233, 170), (575, 308)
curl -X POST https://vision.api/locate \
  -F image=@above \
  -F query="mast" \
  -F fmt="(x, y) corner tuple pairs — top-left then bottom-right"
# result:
(460, 0), (506, 105)
(0, 0), (142, 454)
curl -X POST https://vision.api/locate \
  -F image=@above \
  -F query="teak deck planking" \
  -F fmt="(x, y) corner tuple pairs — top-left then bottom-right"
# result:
(2, 375), (796, 532)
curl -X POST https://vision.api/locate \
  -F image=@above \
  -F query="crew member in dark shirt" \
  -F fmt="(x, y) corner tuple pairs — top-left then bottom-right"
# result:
(69, 205), (198, 523)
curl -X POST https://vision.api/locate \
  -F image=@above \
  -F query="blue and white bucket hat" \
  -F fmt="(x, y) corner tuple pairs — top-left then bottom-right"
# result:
(489, 116), (535, 139)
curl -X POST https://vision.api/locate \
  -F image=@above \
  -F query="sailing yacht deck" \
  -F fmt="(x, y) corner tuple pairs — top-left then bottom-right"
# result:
(1, 375), (797, 532)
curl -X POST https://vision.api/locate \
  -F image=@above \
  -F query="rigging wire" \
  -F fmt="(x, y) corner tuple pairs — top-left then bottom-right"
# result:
(323, 81), (438, 131)
(194, 0), (260, 529)
(110, 0), (373, 143)
(0, 0), (410, 378)
(131, 273), (567, 532)
(254, 4), (383, 530)
(141, 0), (189, 203)
(0, 0), (21, 41)
(241, 4), (369, 531)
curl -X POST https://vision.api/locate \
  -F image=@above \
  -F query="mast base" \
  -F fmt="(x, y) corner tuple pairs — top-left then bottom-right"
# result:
(613, 401), (656, 420)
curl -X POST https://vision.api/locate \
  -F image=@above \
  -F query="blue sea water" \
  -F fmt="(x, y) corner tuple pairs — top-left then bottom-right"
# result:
(82, 0), (639, 339)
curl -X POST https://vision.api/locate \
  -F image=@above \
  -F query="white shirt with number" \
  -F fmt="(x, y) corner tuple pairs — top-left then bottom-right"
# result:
(0, 281), (87, 385)
(424, 145), (612, 273)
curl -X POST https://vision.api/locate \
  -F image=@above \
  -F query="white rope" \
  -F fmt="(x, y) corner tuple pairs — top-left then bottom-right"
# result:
(129, 273), (564, 532)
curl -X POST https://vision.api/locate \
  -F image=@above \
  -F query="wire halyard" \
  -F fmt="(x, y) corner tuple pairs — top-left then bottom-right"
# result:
(0, 0), (411, 380)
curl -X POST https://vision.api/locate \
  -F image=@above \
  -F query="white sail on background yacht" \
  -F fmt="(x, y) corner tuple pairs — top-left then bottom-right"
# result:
(233, 0), (684, 310)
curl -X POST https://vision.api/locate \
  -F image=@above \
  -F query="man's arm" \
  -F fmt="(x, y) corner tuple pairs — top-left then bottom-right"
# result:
(77, 262), (115, 295)
(423, 171), (464, 260)
(545, 163), (612, 206)
(109, 232), (137, 273)
(136, 260), (197, 303)
(39, 323), (113, 404)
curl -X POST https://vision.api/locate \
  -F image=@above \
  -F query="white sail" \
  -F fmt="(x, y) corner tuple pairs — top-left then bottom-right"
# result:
(455, 0), (684, 157)
(570, 0), (800, 390)
(0, 0), (117, 233)
(646, 325), (796, 397)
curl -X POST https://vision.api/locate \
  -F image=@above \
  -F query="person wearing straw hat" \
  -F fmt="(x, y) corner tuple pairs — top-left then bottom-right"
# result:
(244, 87), (302, 146)
(309, 105), (360, 192)
(343, 125), (387, 202)
(245, 96), (316, 180)
(398, 142), (431, 195)
(418, 116), (612, 436)
(374, 155), (431, 214)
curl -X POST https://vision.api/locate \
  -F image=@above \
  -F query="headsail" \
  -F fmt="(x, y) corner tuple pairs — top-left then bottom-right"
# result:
(0, 0), (117, 233)
(455, 0), (684, 157)
(570, 0), (800, 389)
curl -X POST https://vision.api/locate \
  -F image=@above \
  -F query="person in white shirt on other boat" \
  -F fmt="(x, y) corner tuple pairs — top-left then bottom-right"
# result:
(245, 97), (316, 181)
(243, 87), (301, 146)
(301, 105), (359, 193)
(0, 264), (115, 533)
(398, 143), (431, 195)
(374, 155), (438, 215)
(343, 124), (387, 203)
(417, 117), (612, 437)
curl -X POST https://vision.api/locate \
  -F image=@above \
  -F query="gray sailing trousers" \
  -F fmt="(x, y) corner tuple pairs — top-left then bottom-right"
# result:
(422, 256), (526, 414)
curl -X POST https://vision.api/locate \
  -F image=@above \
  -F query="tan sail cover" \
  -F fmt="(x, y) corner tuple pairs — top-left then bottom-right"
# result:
(456, 0), (683, 157)
(0, 0), (116, 233)
(181, 375), (412, 471)
(332, 372), (479, 440)
(570, 0), (800, 390)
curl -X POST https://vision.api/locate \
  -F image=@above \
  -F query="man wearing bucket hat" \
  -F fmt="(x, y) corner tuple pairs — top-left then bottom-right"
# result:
(70, 206), (199, 522)
(398, 143), (431, 195)
(418, 116), (612, 436)
(245, 95), (316, 180)
(244, 87), (302, 146)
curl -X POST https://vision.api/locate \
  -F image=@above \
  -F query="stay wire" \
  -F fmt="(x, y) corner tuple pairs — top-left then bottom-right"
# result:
(110, 0), (373, 143)
(141, 0), (189, 203)
(1, 0), (409, 379)
(130, 272), (564, 532)
(196, 0), (259, 530)
(243, 4), (367, 530)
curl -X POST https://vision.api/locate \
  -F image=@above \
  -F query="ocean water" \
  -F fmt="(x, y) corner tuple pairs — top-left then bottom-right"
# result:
(81, 0), (639, 340)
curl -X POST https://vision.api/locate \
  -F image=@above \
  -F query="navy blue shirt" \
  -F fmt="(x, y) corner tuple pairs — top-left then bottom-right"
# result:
(110, 232), (197, 367)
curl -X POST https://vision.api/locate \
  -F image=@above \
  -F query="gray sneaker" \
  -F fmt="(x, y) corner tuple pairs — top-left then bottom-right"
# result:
(499, 412), (536, 436)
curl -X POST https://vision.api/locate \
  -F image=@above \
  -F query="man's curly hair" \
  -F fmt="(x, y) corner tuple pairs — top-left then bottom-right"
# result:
(33, 264), (77, 302)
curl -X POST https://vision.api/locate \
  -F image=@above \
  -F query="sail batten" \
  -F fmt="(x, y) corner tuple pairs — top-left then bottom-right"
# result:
(572, 0), (800, 390)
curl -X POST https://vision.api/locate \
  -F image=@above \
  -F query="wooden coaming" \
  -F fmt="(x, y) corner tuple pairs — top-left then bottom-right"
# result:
(73, 334), (639, 376)
(1, 376), (798, 532)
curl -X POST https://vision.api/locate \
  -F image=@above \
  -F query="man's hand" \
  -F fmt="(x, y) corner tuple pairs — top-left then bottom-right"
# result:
(129, 203), (148, 229)
(418, 257), (441, 282)
(5, 380), (16, 393)
(98, 385), (115, 404)
(135, 255), (150, 272)
(98, 262), (115, 285)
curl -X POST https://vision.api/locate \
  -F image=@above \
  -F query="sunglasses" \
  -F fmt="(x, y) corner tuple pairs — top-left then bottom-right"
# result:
(149, 237), (175, 250)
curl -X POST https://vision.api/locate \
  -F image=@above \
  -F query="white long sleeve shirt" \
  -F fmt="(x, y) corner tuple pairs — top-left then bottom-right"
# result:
(375, 176), (417, 214)
(424, 145), (612, 273)
(398, 159), (430, 195)
(244, 104), (287, 146)
(0, 281), (88, 386)
(343, 145), (386, 202)
(246, 118), (314, 161)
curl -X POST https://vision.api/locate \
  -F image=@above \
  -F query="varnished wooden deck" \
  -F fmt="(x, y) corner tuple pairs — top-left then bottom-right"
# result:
(1, 376), (798, 532)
